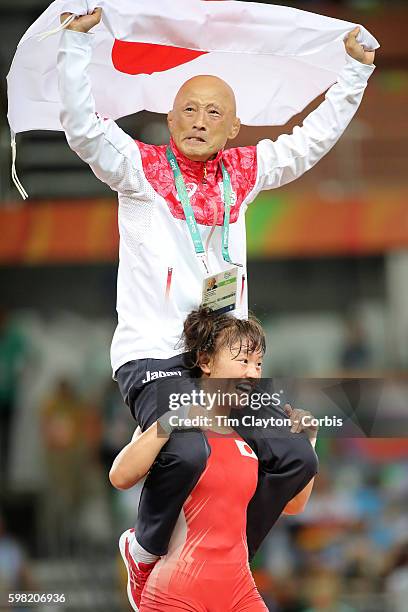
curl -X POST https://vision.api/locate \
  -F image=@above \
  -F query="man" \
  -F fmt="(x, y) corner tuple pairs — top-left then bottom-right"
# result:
(58, 7), (375, 610)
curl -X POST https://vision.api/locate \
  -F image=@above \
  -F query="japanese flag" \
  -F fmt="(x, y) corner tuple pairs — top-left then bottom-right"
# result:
(7, 0), (379, 135)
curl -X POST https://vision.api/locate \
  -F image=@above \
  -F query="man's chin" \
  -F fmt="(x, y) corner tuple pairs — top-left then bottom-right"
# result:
(180, 142), (216, 162)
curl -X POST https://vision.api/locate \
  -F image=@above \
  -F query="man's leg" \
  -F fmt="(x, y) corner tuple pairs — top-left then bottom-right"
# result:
(231, 387), (318, 560)
(116, 355), (210, 556)
(135, 427), (209, 555)
(243, 431), (318, 560)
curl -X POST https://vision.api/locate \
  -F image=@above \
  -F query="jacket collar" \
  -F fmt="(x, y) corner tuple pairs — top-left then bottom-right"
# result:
(169, 137), (224, 181)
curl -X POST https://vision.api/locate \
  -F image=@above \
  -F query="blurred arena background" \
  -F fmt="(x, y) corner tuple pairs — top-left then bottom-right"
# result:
(1, 0), (408, 610)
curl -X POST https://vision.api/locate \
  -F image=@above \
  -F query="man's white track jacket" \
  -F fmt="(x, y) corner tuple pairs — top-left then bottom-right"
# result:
(57, 30), (375, 375)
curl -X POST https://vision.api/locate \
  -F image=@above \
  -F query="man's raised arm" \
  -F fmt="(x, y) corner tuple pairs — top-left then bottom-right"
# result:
(255, 27), (376, 191)
(57, 9), (147, 197)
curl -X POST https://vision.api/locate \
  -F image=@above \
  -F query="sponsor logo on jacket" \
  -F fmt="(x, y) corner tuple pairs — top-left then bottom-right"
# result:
(142, 370), (182, 384)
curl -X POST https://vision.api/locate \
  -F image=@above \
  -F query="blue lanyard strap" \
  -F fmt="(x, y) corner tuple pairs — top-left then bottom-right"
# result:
(166, 146), (236, 267)
(220, 161), (232, 264)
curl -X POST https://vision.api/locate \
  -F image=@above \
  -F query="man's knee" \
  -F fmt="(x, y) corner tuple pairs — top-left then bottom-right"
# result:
(258, 433), (318, 481)
(286, 434), (318, 480)
(166, 431), (209, 481)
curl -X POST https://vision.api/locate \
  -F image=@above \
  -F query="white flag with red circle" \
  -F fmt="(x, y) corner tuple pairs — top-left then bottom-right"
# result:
(7, 0), (379, 134)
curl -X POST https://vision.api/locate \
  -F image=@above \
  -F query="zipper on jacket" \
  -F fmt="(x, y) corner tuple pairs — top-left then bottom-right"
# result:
(205, 200), (218, 254)
(202, 163), (207, 184)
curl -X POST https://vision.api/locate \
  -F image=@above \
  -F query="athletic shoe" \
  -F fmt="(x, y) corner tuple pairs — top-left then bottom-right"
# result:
(119, 528), (158, 611)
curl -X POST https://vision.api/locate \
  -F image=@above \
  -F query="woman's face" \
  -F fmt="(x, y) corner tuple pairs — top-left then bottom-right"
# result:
(201, 341), (263, 379)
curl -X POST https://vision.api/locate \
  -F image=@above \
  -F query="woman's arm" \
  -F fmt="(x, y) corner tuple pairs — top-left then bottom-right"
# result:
(109, 406), (196, 490)
(283, 405), (318, 514)
(283, 475), (315, 515)
(109, 421), (169, 490)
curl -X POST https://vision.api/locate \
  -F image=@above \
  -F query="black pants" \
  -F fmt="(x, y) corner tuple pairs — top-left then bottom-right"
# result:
(116, 355), (318, 560)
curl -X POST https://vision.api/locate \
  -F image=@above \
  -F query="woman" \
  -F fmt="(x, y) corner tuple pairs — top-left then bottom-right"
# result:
(110, 308), (317, 611)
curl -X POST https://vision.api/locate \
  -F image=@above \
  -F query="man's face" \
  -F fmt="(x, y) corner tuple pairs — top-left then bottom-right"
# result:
(167, 75), (241, 162)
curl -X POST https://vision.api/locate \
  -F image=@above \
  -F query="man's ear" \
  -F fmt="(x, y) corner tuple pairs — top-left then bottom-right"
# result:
(167, 110), (173, 131)
(228, 117), (241, 141)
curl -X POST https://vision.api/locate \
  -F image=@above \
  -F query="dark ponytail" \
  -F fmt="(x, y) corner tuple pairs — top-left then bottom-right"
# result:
(181, 307), (265, 370)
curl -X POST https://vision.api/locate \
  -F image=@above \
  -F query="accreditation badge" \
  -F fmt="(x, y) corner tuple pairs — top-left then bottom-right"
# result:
(201, 266), (238, 314)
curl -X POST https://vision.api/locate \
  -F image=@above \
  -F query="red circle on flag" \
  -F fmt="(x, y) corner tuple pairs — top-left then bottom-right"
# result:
(112, 41), (208, 76)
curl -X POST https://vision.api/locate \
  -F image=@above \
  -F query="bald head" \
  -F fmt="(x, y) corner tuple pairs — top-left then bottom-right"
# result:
(173, 75), (237, 116)
(167, 74), (241, 162)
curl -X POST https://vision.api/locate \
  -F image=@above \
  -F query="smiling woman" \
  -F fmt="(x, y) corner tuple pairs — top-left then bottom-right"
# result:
(112, 307), (317, 611)
(112, 309), (256, 610)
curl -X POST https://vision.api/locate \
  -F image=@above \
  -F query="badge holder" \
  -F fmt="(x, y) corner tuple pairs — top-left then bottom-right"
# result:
(201, 266), (238, 314)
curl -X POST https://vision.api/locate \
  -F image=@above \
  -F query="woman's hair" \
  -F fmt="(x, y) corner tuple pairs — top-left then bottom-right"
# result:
(182, 307), (266, 370)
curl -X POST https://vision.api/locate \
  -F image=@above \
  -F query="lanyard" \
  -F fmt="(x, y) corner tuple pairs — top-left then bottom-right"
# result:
(166, 146), (238, 272)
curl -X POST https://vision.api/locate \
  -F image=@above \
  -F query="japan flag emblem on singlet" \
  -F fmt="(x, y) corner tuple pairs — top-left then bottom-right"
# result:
(235, 440), (257, 460)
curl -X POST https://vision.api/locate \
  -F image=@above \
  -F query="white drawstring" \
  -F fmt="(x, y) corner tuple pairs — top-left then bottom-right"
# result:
(37, 13), (76, 42)
(12, 14), (79, 199)
(11, 131), (28, 200)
